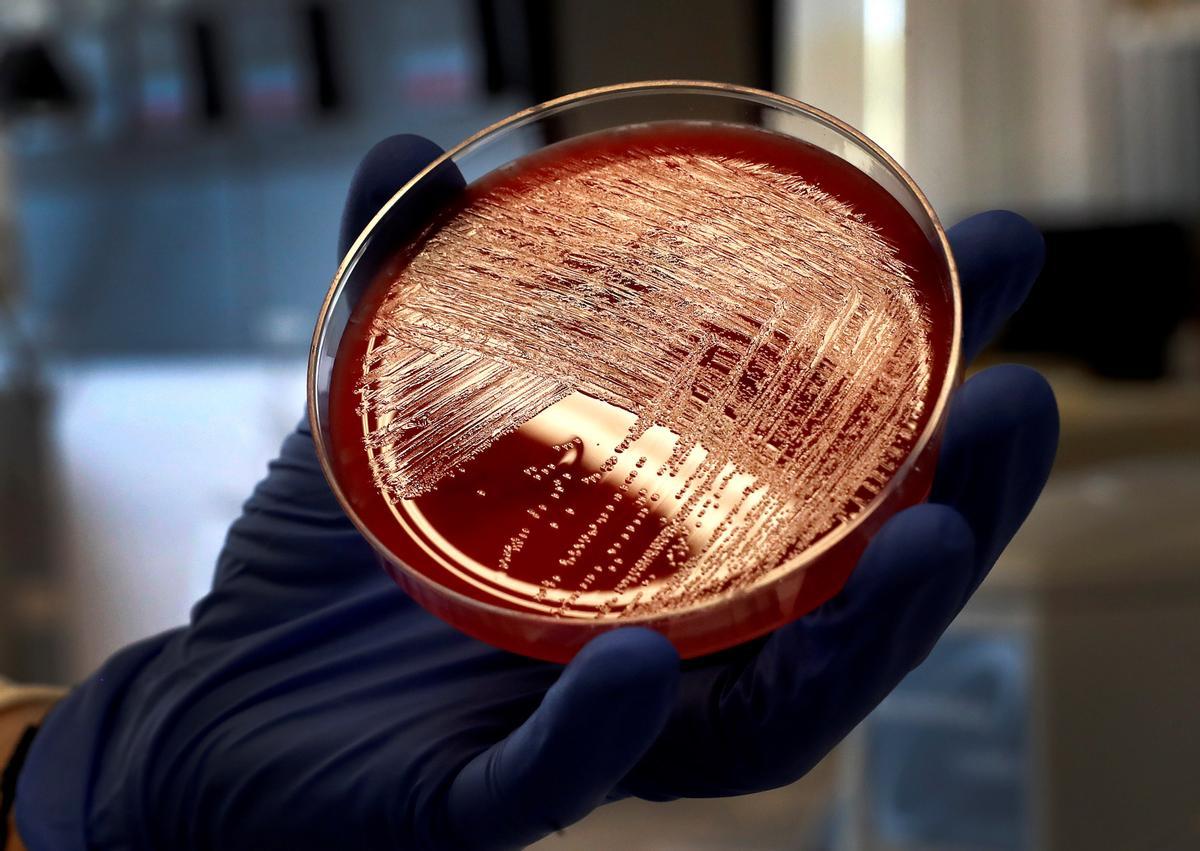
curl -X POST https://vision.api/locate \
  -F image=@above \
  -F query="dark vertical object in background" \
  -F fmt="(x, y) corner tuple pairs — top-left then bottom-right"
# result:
(548, 0), (775, 92)
(0, 386), (65, 681)
(750, 0), (777, 128)
(473, 0), (555, 96)
(999, 222), (1196, 379)
(0, 41), (80, 117)
(188, 18), (225, 123)
(473, 1), (778, 140)
(522, 0), (558, 106)
(523, 0), (561, 141)
(0, 38), (76, 675)
(752, 0), (776, 91)
(539, 0), (776, 140)
(475, 0), (509, 95)
(304, 2), (342, 114)
(474, 0), (560, 137)
(473, 0), (777, 100)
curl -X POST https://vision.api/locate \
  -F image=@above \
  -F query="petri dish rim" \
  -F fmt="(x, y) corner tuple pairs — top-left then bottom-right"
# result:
(308, 79), (963, 631)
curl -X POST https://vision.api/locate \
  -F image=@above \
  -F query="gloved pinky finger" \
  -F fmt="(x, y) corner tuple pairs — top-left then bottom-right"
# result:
(443, 628), (680, 850)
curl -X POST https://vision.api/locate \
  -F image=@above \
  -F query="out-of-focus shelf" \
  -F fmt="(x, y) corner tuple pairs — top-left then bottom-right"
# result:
(11, 96), (527, 181)
(970, 359), (1200, 601)
(985, 455), (1200, 598)
(1050, 370), (1200, 469)
(972, 358), (1200, 469)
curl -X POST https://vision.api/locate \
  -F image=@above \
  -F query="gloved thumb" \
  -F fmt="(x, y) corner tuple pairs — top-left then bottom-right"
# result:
(445, 628), (680, 849)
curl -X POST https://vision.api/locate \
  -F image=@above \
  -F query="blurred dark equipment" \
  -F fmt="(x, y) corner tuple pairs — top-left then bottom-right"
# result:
(0, 41), (82, 684)
(0, 384), (62, 682)
(999, 222), (1196, 379)
(475, 0), (775, 139)
(476, 0), (774, 98)
(0, 40), (81, 120)
(187, 18), (227, 124)
(0, 35), (83, 374)
(475, 0), (547, 99)
(303, 3), (343, 114)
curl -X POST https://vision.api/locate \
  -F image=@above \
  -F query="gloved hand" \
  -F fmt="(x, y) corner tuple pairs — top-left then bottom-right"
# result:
(15, 135), (1057, 851)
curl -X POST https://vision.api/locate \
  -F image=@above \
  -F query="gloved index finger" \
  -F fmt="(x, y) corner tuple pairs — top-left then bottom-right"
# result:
(929, 363), (1059, 580)
(946, 210), (1045, 363)
(201, 135), (462, 625)
(338, 134), (465, 261)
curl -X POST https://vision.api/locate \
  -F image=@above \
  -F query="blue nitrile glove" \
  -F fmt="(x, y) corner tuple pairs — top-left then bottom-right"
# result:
(15, 135), (1057, 850)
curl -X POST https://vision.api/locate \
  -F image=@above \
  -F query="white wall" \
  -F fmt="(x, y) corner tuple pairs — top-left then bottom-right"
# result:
(779, 0), (1126, 221)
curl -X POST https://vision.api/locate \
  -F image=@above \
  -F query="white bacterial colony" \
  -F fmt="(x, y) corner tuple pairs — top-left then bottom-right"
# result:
(356, 141), (933, 617)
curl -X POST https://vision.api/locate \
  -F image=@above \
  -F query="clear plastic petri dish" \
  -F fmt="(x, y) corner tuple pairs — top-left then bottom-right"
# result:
(309, 80), (962, 662)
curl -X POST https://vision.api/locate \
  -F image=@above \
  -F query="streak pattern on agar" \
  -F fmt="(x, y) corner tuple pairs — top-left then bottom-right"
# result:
(355, 137), (933, 618)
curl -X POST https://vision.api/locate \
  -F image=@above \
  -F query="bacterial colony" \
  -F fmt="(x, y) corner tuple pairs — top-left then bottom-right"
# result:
(339, 125), (938, 620)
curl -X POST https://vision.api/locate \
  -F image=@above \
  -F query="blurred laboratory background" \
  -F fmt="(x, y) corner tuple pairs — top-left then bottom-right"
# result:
(0, 0), (1197, 849)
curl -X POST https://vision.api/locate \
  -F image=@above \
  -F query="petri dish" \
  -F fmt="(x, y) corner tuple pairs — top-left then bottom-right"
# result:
(309, 81), (962, 662)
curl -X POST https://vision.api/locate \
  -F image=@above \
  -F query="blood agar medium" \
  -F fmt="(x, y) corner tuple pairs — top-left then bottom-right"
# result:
(315, 87), (959, 662)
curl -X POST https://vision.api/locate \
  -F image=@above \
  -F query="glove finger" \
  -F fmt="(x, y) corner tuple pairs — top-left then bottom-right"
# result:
(338, 133), (455, 259)
(262, 133), (457, 512)
(624, 365), (1056, 797)
(207, 137), (457, 607)
(947, 210), (1045, 362)
(622, 503), (973, 798)
(930, 363), (1059, 591)
(445, 628), (679, 849)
